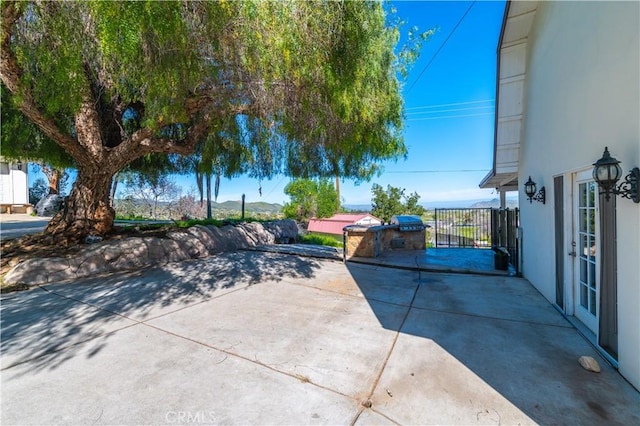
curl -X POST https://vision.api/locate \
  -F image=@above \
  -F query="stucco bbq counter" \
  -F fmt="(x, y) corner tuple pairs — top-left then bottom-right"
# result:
(343, 215), (426, 259)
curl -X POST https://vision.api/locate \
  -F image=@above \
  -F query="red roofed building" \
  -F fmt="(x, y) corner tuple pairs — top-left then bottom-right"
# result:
(307, 213), (382, 236)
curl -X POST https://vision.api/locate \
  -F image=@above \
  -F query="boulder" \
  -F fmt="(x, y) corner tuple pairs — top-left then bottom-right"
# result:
(239, 222), (275, 246)
(217, 225), (252, 250)
(108, 237), (151, 271)
(2, 219), (301, 287)
(205, 225), (229, 253)
(160, 238), (191, 263)
(4, 257), (73, 285)
(144, 237), (169, 261)
(70, 253), (109, 276)
(263, 219), (299, 243)
(187, 225), (221, 254)
(167, 230), (209, 259)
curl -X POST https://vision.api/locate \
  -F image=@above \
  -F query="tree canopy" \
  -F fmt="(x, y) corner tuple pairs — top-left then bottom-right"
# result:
(1, 0), (429, 240)
(283, 178), (339, 222)
(1, 84), (75, 170)
(371, 183), (426, 222)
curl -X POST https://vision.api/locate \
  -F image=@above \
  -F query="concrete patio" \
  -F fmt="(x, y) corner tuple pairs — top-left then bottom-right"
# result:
(1, 250), (638, 425)
(348, 247), (514, 276)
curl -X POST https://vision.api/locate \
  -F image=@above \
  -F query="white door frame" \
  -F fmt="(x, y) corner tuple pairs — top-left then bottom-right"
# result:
(571, 169), (600, 334)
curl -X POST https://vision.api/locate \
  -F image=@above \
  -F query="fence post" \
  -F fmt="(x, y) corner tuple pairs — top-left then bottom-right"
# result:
(435, 209), (439, 247)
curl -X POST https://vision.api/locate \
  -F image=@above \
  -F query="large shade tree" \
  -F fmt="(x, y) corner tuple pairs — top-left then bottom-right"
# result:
(1, 0), (426, 241)
(1, 84), (74, 196)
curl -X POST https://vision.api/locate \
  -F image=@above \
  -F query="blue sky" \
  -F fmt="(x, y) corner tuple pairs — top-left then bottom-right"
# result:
(201, 0), (508, 206)
(29, 0), (507, 207)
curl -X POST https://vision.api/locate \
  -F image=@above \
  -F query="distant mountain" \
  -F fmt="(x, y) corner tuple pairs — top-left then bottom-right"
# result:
(342, 204), (372, 212)
(344, 199), (519, 210)
(212, 200), (283, 214)
(115, 198), (283, 215)
(469, 198), (519, 209)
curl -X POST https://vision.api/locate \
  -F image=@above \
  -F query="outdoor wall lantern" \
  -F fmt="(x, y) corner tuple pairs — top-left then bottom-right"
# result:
(592, 147), (639, 203)
(16, 160), (22, 171)
(524, 176), (545, 204)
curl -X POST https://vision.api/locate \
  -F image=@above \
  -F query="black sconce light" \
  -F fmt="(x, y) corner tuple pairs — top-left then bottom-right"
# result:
(592, 147), (639, 203)
(524, 176), (545, 204)
(16, 160), (23, 171)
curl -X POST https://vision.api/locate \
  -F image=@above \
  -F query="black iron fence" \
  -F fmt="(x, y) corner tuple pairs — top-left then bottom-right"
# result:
(433, 207), (520, 273)
(491, 208), (520, 272)
(433, 208), (493, 248)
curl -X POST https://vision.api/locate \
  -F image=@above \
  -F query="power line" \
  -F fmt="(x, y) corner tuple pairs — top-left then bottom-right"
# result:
(406, 105), (494, 115)
(405, 1), (477, 94)
(405, 99), (494, 111)
(264, 176), (287, 199)
(385, 169), (489, 174)
(406, 112), (493, 121)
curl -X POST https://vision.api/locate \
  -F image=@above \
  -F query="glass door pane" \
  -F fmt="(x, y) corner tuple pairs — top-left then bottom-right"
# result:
(575, 177), (598, 332)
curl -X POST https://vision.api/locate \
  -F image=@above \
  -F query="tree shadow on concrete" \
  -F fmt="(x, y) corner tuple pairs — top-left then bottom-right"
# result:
(1, 251), (321, 377)
(344, 261), (640, 425)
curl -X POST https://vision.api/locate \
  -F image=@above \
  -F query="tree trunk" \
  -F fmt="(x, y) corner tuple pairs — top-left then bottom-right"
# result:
(110, 172), (119, 207)
(40, 164), (63, 195)
(206, 173), (212, 219)
(335, 175), (340, 210)
(47, 170), (60, 195)
(214, 172), (220, 202)
(152, 196), (159, 220)
(196, 170), (204, 208)
(45, 168), (115, 242)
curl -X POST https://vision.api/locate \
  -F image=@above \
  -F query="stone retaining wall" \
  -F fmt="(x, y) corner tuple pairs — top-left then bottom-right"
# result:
(3, 219), (299, 286)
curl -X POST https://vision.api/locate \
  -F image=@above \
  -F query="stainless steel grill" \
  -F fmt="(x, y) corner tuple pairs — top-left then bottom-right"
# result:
(390, 215), (425, 232)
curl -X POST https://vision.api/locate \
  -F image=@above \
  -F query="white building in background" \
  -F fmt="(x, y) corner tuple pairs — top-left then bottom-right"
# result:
(0, 157), (29, 213)
(481, 1), (639, 390)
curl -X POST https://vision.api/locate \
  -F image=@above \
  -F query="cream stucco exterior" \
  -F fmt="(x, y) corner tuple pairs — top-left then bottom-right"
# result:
(0, 157), (29, 207)
(484, 1), (640, 390)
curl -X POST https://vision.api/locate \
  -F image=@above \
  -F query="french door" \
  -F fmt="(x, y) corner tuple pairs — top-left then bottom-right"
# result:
(573, 170), (599, 333)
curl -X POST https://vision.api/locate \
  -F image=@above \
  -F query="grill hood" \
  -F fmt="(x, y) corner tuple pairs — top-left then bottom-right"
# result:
(390, 215), (424, 231)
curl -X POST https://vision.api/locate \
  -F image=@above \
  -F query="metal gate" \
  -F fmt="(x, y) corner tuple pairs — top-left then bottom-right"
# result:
(434, 207), (520, 272)
(491, 208), (520, 272)
(434, 208), (493, 248)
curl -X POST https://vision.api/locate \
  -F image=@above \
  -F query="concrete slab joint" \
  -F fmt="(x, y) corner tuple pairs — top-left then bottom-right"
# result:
(2, 219), (300, 287)
(2, 252), (638, 425)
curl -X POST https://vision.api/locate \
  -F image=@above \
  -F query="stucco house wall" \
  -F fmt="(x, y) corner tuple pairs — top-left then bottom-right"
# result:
(0, 158), (29, 208)
(518, 1), (639, 389)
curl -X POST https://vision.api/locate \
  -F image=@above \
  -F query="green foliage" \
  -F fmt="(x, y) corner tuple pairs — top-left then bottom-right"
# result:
(283, 178), (339, 222)
(283, 179), (317, 221)
(174, 218), (224, 228)
(1, 85), (74, 169)
(173, 216), (264, 229)
(2, 0), (433, 238)
(4, 0), (428, 180)
(316, 179), (339, 218)
(29, 178), (49, 205)
(299, 233), (342, 248)
(114, 214), (151, 221)
(404, 191), (426, 217)
(371, 183), (404, 223)
(371, 183), (426, 222)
